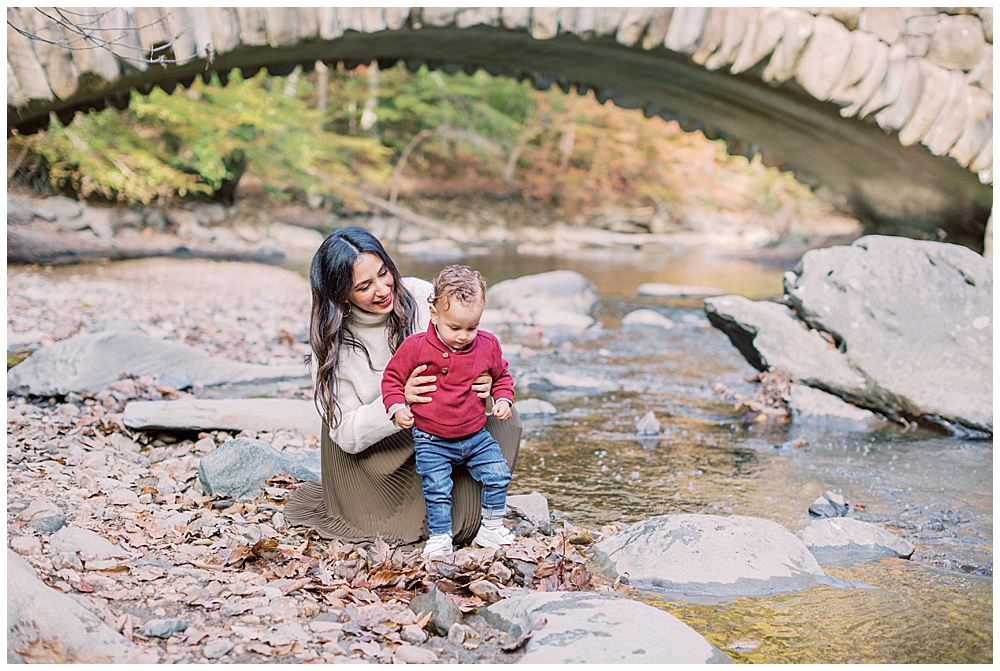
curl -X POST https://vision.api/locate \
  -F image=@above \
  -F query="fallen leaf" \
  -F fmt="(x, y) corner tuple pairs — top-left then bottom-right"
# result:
(569, 564), (591, 588)
(252, 538), (279, 556)
(415, 611), (432, 630)
(269, 577), (311, 596)
(249, 643), (277, 657)
(68, 578), (94, 593)
(226, 546), (253, 566)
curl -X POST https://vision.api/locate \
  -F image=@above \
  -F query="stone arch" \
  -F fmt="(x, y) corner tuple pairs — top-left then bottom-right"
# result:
(7, 7), (993, 251)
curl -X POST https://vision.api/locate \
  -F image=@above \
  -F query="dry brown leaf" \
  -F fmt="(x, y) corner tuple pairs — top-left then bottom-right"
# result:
(226, 545), (253, 566)
(251, 538), (279, 556)
(415, 611), (433, 630)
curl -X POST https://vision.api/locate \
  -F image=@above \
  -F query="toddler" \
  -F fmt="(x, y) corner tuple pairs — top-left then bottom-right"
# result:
(382, 265), (515, 558)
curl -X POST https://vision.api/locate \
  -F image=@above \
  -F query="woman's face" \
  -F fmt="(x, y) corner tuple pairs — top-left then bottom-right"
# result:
(348, 252), (395, 314)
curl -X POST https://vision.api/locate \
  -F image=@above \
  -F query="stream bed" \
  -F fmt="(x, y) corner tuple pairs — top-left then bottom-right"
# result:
(395, 247), (994, 664)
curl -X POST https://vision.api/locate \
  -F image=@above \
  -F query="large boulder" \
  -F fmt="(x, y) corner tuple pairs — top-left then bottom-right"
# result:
(486, 591), (730, 663)
(7, 549), (137, 663)
(123, 398), (321, 436)
(487, 270), (598, 316)
(785, 236), (991, 435)
(590, 514), (833, 600)
(788, 384), (886, 431)
(796, 518), (915, 564)
(705, 236), (992, 436)
(197, 438), (319, 500)
(7, 331), (309, 397)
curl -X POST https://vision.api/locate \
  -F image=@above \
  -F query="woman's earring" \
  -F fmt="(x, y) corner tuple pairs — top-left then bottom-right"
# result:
(344, 302), (352, 316)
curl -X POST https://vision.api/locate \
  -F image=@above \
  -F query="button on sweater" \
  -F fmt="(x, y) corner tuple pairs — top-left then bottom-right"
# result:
(381, 323), (515, 439)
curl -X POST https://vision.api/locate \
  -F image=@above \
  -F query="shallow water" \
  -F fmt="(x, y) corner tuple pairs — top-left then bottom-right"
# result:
(396, 247), (993, 663)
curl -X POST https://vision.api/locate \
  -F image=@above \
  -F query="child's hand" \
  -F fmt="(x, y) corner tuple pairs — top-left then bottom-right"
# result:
(394, 407), (414, 429)
(493, 399), (512, 421)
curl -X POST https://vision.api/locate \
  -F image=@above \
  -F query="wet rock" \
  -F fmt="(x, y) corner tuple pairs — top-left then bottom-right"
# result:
(48, 526), (129, 559)
(9, 535), (42, 557)
(797, 518), (915, 564)
(788, 384), (886, 431)
(635, 410), (662, 436)
(7, 549), (137, 662)
(784, 237), (992, 435)
(408, 586), (463, 637)
(140, 619), (190, 639)
(6, 331), (309, 396)
(637, 282), (725, 297)
(621, 309), (675, 329)
(808, 491), (849, 518)
(591, 514), (833, 600)
(19, 498), (66, 534)
(197, 438), (320, 500)
(517, 371), (615, 394)
(400, 624), (427, 644)
(513, 398), (557, 417)
(506, 492), (551, 534)
(202, 637), (234, 660)
(487, 591), (729, 663)
(123, 398), (320, 436)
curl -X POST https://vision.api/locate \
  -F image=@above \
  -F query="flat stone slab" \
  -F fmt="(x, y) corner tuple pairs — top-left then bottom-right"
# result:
(197, 438), (320, 500)
(796, 518), (915, 564)
(7, 331), (309, 397)
(486, 591), (730, 663)
(48, 526), (129, 560)
(789, 384), (886, 431)
(505, 491), (551, 534)
(123, 398), (321, 436)
(7, 549), (137, 663)
(487, 270), (598, 315)
(590, 514), (834, 600)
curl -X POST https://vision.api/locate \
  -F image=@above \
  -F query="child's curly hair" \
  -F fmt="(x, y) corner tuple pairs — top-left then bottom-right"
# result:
(430, 265), (487, 309)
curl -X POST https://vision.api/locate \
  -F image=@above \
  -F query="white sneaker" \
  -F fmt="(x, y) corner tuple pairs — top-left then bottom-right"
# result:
(421, 533), (453, 558)
(473, 523), (516, 549)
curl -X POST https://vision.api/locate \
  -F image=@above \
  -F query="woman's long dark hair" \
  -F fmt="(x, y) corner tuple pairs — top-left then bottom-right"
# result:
(308, 227), (417, 427)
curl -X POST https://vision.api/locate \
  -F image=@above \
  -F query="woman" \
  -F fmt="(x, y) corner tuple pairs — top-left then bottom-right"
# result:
(285, 227), (521, 546)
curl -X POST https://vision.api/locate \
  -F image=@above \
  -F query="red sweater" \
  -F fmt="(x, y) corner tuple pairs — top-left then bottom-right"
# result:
(382, 324), (515, 438)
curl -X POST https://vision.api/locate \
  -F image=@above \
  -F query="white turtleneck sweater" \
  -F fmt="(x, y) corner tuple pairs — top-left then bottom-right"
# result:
(328, 276), (432, 453)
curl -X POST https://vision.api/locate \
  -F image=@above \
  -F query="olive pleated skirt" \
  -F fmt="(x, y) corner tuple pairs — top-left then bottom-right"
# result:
(285, 409), (521, 546)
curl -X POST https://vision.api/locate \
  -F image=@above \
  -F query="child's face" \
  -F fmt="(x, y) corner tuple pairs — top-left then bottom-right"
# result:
(429, 297), (483, 350)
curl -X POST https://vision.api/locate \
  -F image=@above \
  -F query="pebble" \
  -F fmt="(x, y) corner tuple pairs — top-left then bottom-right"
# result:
(9, 535), (42, 556)
(394, 645), (439, 663)
(202, 637), (235, 659)
(140, 618), (191, 639)
(400, 624), (427, 644)
(109, 488), (141, 507)
(468, 579), (500, 603)
(487, 561), (513, 583)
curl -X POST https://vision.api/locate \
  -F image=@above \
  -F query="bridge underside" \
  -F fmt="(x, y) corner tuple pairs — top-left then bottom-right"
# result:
(9, 26), (992, 251)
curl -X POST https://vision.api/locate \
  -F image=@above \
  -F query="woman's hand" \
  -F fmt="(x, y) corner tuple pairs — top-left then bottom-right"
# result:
(472, 372), (493, 399)
(404, 364), (437, 405)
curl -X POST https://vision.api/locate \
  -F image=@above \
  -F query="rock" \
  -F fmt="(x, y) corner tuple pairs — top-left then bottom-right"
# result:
(202, 637), (234, 659)
(7, 549), (137, 662)
(19, 498), (66, 534)
(513, 398), (557, 417)
(784, 236), (992, 435)
(139, 619), (190, 639)
(487, 270), (598, 317)
(80, 208), (116, 240)
(808, 491), (849, 518)
(52, 554), (84, 571)
(7, 329), (47, 352)
(788, 384), (885, 431)
(591, 514), (833, 599)
(9, 536), (42, 557)
(486, 591), (729, 663)
(197, 438), (319, 500)
(927, 14), (986, 70)
(797, 518), (915, 565)
(6, 331), (310, 397)
(409, 586), (463, 637)
(505, 492), (551, 534)
(8, 197), (35, 224)
(48, 526), (128, 559)
(109, 488), (140, 507)
(795, 15), (852, 100)
(154, 371), (193, 390)
(32, 196), (82, 222)
(621, 309), (675, 329)
(124, 398), (320, 436)
(400, 624), (427, 644)
(517, 371), (615, 394)
(393, 645), (438, 664)
(397, 238), (465, 261)
(704, 295), (867, 394)
(447, 621), (467, 643)
(637, 282), (724, 297)
(635, 410), (661, 435)
(90, 318), (142, 333)
(487, 561), (513, 584)
(468, 579), (501, 603)
(511, 560), (538, 585)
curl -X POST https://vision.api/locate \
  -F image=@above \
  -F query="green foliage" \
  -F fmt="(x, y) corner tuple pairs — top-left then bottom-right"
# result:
(23, 71), (391, 204)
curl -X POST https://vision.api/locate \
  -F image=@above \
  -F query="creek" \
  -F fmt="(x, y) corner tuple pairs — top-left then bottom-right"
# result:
(391, 246), (993, 664)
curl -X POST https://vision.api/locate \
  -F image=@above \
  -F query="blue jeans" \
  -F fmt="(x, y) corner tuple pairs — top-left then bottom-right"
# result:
(412, 426), (512, 537)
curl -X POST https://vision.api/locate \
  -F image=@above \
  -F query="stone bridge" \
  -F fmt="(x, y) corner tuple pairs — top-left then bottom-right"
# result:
(7, 7), (994, 251)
